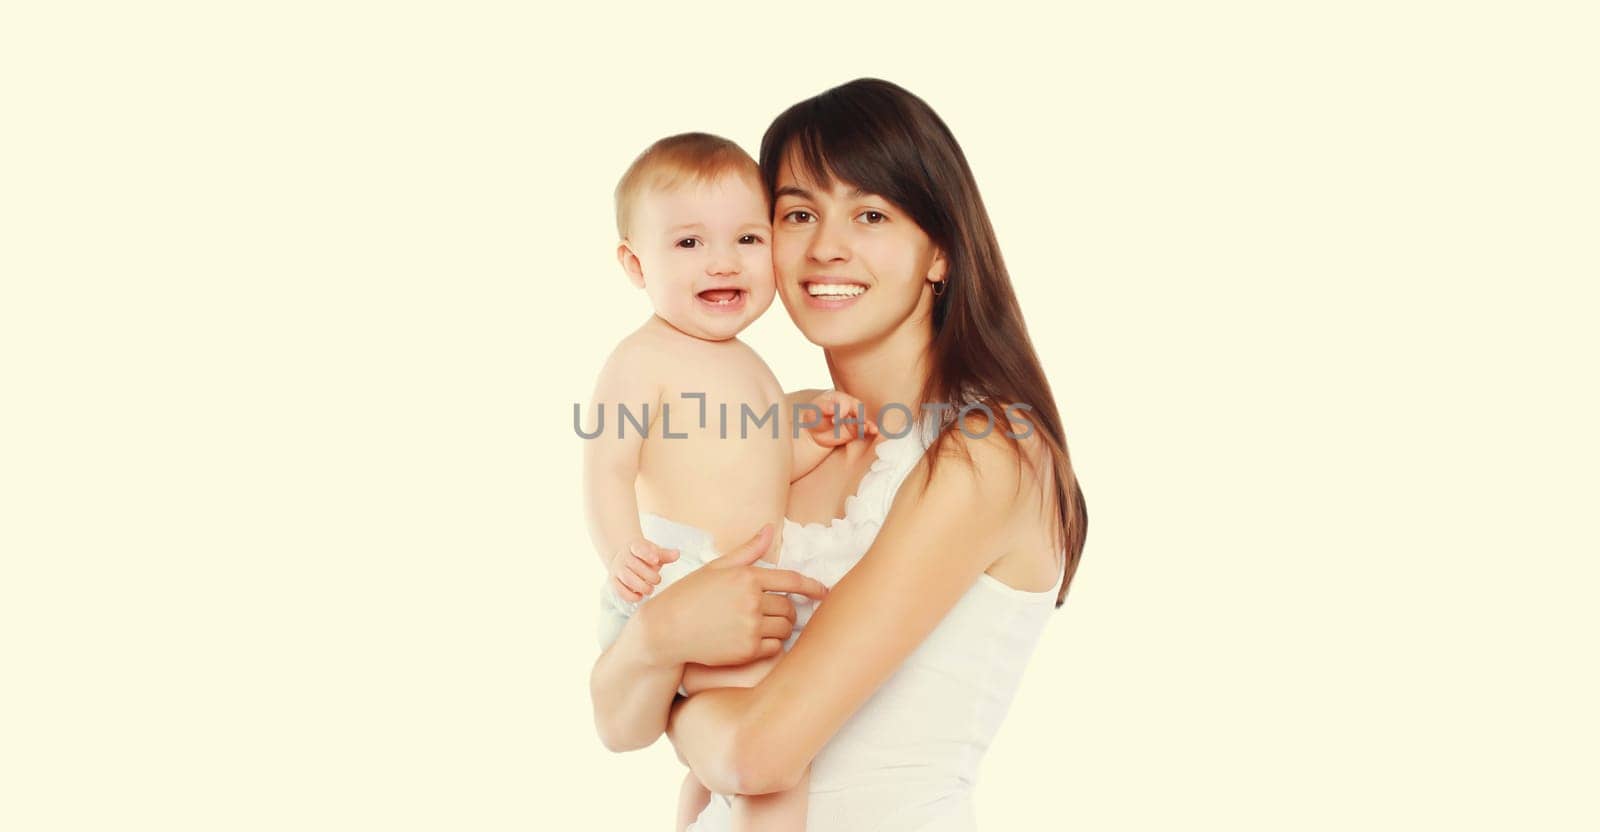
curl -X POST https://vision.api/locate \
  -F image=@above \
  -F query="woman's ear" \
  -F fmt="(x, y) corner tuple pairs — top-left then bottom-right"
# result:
(616, 241), (646, 289)
(927, 248), (949, 287)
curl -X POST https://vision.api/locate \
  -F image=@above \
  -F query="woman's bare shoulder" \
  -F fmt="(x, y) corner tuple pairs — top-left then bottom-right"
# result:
(932, 407), (1051, 478)
(899, 406), (1053, 556)
(930, 407), (1060, 589)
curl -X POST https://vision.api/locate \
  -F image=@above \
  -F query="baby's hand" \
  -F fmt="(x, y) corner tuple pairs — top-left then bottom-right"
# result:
(608, 538), (680, 603)
(807, 389), (878, 448)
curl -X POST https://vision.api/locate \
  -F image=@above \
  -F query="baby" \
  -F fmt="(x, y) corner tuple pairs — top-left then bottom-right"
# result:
(584, 132), (871, 832)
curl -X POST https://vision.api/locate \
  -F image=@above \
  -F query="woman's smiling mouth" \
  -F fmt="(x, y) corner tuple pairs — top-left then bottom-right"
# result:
(802, 279), (868, 308)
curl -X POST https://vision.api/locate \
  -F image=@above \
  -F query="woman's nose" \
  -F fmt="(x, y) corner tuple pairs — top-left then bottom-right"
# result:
(806, 216), (851, 263)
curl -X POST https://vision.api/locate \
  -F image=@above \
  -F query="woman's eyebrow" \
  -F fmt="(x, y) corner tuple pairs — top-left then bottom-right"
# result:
(774, 185), (870, 200)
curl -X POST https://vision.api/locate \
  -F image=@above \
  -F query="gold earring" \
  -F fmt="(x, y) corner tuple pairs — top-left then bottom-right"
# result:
(931, 279), (947, 297)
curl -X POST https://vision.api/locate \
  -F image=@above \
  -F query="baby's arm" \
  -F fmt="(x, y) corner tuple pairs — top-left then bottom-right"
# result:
(790, 389), (877, 482)
(583, 341), (673, 601)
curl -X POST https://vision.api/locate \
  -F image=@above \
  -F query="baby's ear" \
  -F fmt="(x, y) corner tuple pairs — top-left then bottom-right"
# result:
(616, 241), (646, 289)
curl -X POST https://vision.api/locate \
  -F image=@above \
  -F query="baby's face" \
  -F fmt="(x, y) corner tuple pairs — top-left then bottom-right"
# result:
(625, 173), (775, 341)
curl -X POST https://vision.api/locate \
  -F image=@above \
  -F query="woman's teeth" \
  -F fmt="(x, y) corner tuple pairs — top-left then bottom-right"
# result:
(806, 283), (866, 298)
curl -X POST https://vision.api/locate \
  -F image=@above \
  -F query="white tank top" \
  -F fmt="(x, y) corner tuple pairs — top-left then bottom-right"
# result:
(689, 415), (1063, 831)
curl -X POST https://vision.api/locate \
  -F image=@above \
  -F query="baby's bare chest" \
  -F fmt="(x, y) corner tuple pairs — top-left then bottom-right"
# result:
(645, 346), (783, 435)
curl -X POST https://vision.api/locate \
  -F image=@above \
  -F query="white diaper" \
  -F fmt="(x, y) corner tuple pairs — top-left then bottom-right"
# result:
(595, 513), (816, 653)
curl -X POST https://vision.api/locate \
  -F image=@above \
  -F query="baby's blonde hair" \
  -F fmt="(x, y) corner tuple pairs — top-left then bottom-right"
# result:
(614, 132), (763, 239)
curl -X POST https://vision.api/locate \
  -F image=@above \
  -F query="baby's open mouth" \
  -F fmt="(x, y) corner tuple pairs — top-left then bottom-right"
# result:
(697, 288), (744, 305)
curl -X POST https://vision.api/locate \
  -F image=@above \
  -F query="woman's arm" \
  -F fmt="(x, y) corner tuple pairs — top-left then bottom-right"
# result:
(589, 525), (828, 752)
(666, 429), (1035, 794)
(590, 603), (683, 752)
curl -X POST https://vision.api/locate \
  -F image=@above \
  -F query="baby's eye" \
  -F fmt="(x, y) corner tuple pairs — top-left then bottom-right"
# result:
(857, 210), (887, 225)
(738, 234), (765, 245)
(782, 209), (815, 224)
(676, 238), (699, 249)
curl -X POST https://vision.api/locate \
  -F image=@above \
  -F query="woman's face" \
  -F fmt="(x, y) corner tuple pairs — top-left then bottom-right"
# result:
(770, 153), (946, 351)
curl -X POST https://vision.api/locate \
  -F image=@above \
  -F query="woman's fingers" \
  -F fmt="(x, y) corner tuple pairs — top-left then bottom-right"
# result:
(711, 524), (774, 567)
(760, 615), (794, 640)
(760, 593), (797, 622)
(757, 638), (784, 658)
(757, 569), (828, 600)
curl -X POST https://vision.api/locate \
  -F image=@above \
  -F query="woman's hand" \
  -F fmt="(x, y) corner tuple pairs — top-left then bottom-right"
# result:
(668, 429), (1037, 794)
(641, 524), (828, 668)
(590, 523), (827, 753)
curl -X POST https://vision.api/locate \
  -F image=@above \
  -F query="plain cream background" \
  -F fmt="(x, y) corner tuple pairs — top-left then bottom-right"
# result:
(4, 2), (1596, 829)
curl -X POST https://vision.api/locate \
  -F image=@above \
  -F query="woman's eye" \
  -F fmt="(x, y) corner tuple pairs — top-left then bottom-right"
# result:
(738, 234), (764, 245)
(676, 238), (699, 249)
(783, 209), (814, 223)
(858, 210), (887, 224)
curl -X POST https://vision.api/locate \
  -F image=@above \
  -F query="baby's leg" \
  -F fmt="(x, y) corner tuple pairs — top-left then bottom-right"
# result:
(676, 656), (783, 831)
(731, 766), (809, 832)
(693, 655), (805, 832)
(675, 770), (712, 832)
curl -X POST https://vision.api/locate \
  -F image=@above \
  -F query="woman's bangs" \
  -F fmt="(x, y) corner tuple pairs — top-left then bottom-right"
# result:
(763, 99), (922, 216)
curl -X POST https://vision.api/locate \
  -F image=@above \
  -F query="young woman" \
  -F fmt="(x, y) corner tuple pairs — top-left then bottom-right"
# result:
(590, 78), (1089, 830)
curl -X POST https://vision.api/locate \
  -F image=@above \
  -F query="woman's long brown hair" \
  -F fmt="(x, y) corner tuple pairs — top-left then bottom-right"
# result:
(760, 78), (1088, 606)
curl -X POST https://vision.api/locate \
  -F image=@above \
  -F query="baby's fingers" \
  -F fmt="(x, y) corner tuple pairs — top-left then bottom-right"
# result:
(615, 567), (651, 597)
(611, 575), (643, 603)
(627, 540), (662, 567)
(628, 540), (681, 568)
(820, 391), (876, 441)
(626, 556), (662, 587)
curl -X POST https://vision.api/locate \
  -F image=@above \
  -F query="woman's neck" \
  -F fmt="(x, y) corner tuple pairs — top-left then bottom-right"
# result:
(824, 318), (933, 437)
